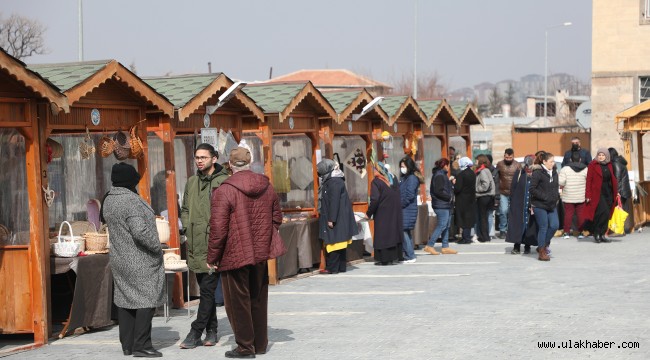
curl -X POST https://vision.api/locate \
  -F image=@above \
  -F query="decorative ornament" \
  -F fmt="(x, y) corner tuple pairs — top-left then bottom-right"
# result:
(203, 114), (211, 128)
(91, 108), (101, 126)
(344, 148), (367, 178)
(289, 116), (295, 130)
(42, 184), (55, 207)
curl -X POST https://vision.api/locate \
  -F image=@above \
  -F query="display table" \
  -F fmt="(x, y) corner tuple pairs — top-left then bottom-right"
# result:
(277, 218), (320, 279)
(50, 254), (114, 338)
(412, 204), (433, 246)
(164, 268), (190, 322)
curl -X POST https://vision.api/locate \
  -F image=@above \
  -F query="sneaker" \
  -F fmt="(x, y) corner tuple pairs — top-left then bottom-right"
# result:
(510, 248), (521, 255)
(203, 329), (219, 346)
(578, 234), (584, 239)
(403, 258), (417, 264)
(563, 233), (570, 239)
(497, 231), (506, 239)
(523, 247), (531, 254)
(180, 329), (203, 349)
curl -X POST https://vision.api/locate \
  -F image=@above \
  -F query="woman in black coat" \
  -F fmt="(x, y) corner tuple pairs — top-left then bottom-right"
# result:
(367, 161), (404, 265)
(317, 159), (358, 274)
(506, 155), (538, 254)
(609, 148), (633, 234)
(454, 157), (477, 244)
(530, 152), (560, 261)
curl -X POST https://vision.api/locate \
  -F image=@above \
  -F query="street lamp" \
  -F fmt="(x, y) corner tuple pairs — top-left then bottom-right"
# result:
(544, 21), (572, 127)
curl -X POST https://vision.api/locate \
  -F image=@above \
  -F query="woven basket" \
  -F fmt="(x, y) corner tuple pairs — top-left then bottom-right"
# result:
(98, 135), (115, 157)
(52, 221), (83, 257)
(47, 138), (64, 159)
(0, 224), (10, 243)
(83, 232), (109, 251)
(128, 125), (144, 159)
(156, 217), (170, 243)
(60, 221), (96, 237)
(79, 132), (96, 160)
(113, 131), (131, 160)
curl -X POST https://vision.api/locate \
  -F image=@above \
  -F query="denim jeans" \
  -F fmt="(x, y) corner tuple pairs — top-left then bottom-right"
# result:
(427, 208), (451, 248)
(499, 194), (510, 232)
(403, 230), (415, 260)
(533, 207), (559, 248)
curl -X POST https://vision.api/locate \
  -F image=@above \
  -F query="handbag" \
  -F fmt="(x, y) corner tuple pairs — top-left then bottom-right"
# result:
(608, 196), (628, 235)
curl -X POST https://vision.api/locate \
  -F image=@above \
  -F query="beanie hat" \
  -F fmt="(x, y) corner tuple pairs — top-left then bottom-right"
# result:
(111, 162), (141, 189)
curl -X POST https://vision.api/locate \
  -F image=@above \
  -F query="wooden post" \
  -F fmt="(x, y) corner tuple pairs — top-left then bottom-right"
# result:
(137, 110), (152, 202)
(260, 122), (278, 285)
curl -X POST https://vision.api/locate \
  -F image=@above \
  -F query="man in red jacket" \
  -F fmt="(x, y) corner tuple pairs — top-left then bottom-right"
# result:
(207, 146), (286, 359)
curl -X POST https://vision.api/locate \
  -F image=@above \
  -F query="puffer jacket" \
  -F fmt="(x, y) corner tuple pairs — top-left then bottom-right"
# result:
(399, 173), (420, 230)
(611, 156), (632, 199)
(530, 165), (560, 211)
(558, 163), (588, 203)
(430, 168), (453, 209)
(207, 170), (286, 272)
(180, 164), (229, 273)
(496, 160), (521, 196)
(475, 167), (495, 197)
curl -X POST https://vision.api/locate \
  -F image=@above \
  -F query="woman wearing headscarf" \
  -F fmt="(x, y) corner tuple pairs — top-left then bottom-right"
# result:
(530, 152), (560, 261)
(585, 148), (618, 243)
(367, 161), (404, 265)
(475, 154), (496, 243)
(608, 147), (632, 234)
(398, 156), (420, 263)
(102, 163), (165, 357)
(454, 157), (477, 244)
(506, 155), (537, 254)
(317, 159), (358, 274)
(424, 158), (458, 255)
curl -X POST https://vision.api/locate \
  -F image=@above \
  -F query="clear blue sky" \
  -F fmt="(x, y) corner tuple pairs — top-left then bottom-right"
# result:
(2, 0), (592, 89)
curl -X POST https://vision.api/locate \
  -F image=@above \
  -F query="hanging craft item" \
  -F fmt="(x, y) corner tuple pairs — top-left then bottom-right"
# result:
(113, 130), (131, 160)
(403, 131), (418, 156)
(46, 138), (63, 163)
(42, 184), (55, 207)
(271, 155), (290, 193)
(128, 125), (144, 159)
(344, 148), (367, 178)
(0, 224), (10, 244)
(99, 133), (115, 158)
(79, 128), (96, 160)
(379, 131), (394, 151)
(290, 156), (313, 190)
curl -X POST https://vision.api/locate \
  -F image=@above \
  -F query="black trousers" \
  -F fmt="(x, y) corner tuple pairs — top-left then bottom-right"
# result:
(477, 196), (494, 242)
(191, 272), (219, 333)
(325, 248), (347, 273)
(593, 195), (613, 236)
(118, 307), (155, 352)
(222, 262), (269, 355)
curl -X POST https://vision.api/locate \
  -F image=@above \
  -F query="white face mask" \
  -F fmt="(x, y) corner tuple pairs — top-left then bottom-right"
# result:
(400, 167), (408, 175)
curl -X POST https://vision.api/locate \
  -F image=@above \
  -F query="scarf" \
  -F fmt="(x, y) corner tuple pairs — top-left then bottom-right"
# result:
(597, 147), (611, 164)
(459, 157), (473, 171)
(475, 164), (486, 175)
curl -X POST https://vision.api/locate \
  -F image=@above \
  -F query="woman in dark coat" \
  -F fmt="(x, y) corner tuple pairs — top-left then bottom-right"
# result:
(367, 161), (404, 265)
(530, 152), (560, 261)
(399, 156), (420, 263)
(454, 157), (477, 244)
(102, 163), (164, 357)
(317, 159), (358, 274)
(506, 155), (538, 254)
(585, 148), (618, 243)
(609, 147), (633, 234)
(424, 158), (458, 255)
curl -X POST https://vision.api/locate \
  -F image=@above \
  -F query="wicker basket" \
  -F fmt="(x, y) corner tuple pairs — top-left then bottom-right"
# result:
(52, 221), (83, 257)
(83, 232), (109, 251)
(99, 136), (115, 157)
(79, 130), (96, 160)
(0, 224), (10, 243)
(113, 130), (131, 160)
(60, 221), (96, 237)
(156, 217), (170, 243)
(128, 125), (144, 159)
(47, 138), (64, 159)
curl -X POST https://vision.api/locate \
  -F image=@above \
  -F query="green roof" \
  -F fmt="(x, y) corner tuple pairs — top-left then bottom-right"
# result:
(380, 96), (408, 117)
(28, 60), (110, 91)
(242, 84), (305, 113)
(417, 100), (442, 118)
(322, 91), (361, 114)
(450, 102), (468, 118)
(144, 73), (222, 108)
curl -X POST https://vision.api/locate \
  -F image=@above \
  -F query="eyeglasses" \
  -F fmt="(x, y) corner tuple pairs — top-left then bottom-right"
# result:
(194, 156), (213, 162)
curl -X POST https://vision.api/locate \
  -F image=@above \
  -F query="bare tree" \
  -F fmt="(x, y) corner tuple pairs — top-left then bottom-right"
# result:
(488, 87), (502, 115)
(388, 71), (448, 98)
(504, 83), (520, 116)
(129, 61), (137, 74)
(0, 13), (47, 60)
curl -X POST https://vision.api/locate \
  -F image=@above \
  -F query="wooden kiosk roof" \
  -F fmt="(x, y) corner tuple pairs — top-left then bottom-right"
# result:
(144, 73), (264, 122)
(451, 102), (484, 126)
(418, 99), (460, 127)
(28, 60), (174, 117)
(379, 95), (428, 125)
(616, 100), (650, 125)
(0, 48), (69, 113)
(242, 81), (337, 121)
(322, 89), (389, 124)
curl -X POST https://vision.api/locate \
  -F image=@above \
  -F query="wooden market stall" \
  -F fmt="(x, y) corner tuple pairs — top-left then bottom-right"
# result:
(27, 59), (174, 338)
(450, 102), (483, 159)
(0, 48), (69, 348)
(418, 99), (461, 185)
(242, 81), (338, 284)
(615, 101), (650, 228)
(144, 73), (264, 304)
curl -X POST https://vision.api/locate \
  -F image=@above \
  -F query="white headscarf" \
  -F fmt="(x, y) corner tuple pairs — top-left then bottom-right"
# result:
(459, 157), (473, 170)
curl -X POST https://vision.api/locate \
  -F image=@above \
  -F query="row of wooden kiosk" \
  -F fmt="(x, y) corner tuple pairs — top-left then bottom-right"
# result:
(0, 49), (483, 347)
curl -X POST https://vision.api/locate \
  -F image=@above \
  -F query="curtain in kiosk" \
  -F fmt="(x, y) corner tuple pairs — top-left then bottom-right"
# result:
(0, 129), (29, 245)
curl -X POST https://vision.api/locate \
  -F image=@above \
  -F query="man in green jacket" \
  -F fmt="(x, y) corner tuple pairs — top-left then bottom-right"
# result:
(180, 143), (229, 349)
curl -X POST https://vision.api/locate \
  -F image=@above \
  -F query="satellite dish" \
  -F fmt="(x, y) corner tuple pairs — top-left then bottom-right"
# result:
(575, 101), (591, 129)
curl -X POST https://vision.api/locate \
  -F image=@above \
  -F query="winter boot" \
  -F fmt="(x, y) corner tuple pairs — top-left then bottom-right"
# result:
(180, 329), (203, 349)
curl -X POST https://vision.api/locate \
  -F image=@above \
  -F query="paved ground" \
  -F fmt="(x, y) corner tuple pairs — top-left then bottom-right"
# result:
(4, 230), (650, 359)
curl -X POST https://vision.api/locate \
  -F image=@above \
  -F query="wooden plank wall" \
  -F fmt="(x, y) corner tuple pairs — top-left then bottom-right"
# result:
(0, 247), (33, 333)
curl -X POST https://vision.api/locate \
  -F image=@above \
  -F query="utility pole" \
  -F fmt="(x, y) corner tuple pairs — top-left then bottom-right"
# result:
(413, 0), (418, 99)
(78, 0), (84, 61)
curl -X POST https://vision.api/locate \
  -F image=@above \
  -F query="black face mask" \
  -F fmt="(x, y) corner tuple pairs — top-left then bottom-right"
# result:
(571, 144), (580, 151)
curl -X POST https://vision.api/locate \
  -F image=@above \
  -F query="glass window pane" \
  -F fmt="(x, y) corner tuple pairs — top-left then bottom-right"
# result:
(0, 129), (29, 245)
(382, 136), (404, 180)
(423, 136), (443, 192)
(241, 134), (265, 174)
(333, 136), (368, 203)
(148, 134), (167, 216)
(272, 135), (314, 209)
